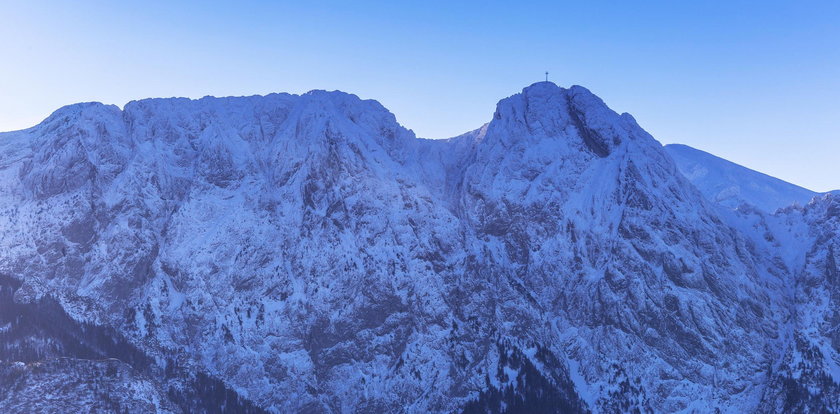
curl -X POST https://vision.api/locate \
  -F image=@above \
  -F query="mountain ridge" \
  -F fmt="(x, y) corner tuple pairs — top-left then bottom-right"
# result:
(664, 143), (822, 213)
(0, 83), (837, 413)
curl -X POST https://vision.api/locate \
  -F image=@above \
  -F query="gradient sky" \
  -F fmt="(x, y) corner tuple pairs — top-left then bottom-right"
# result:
(1, 1), (838, 190)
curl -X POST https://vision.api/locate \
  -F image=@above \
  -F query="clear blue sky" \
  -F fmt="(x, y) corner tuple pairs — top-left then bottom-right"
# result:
(2, 1), (838, 190)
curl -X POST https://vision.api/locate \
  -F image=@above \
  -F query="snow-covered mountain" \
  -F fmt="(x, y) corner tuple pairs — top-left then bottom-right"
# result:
(0, 358), (180, 413)
(0, 82), (837, 413)
(664, 143), (819, 212)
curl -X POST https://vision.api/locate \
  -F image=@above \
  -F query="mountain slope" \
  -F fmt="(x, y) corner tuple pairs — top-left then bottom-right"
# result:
(664, 143), (818, 212)
(0, 83), (836, 412)
(0, 358), (180, 414)
(455, 83), (791, 412)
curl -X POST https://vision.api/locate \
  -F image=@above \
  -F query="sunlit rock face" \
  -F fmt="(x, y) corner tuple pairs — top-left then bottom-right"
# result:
(0, 83), (836, 413)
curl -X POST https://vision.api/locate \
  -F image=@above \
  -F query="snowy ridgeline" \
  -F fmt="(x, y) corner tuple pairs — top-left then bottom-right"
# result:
(664, 143), (822, 213)
(0, 82), (837, 413)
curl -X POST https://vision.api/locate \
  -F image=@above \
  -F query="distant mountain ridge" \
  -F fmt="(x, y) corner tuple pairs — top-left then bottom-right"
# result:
(664, 143), (821, 212)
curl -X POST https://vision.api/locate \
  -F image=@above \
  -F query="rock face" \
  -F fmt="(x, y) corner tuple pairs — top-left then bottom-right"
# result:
(0, 82), (837, 413)
(0, 358), (180, 414)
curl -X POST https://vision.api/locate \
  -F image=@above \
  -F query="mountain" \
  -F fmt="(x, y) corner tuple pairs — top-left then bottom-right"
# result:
(0, 358), (180, 413)
(0, 82), (837, 413)
(664, 143), (818, 212)
(757, 195), (840, 413)
(664, 144), (840, 412)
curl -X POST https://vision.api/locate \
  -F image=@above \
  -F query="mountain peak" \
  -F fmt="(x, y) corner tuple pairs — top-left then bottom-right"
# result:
(38, 102), (121, 129)
(521, 80), (561, 93)
(487, 82), (631, 159)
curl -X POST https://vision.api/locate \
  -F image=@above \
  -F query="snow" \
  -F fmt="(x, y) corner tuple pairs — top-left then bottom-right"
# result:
(665, 143), (819, 212)
(0, 82), (838, 412)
